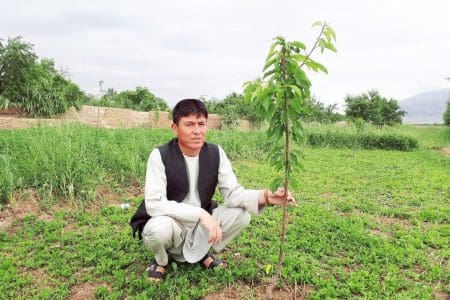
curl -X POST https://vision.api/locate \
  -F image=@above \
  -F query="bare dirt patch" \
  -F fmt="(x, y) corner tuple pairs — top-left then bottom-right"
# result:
(68, 282), (111, 300)
(0, 189), (53, 230)
(0, 181), (143, 231)
(320, 192), (336, 199)
(203, 282), (314, 300)
(433, 291), (450, 300)
(440, 147), (450, 157)
(370, 214), (411, 228)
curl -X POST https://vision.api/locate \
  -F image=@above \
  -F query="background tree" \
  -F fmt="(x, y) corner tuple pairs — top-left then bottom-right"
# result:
(345, 90), (405, 128)
(204, 92), (264, 128)
(244, 21), (336, 298)
(444, 98), (450, 126)
(301, 96), (344, 123)
(0, 37), (37, 109)
(0, 36), (84, 116)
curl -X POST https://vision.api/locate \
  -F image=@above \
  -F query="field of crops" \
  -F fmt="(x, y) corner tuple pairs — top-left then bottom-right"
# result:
(0, 124), (449, 299)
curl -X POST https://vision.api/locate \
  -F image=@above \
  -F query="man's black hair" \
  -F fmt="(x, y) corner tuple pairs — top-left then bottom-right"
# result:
(172, 99), (208, 125)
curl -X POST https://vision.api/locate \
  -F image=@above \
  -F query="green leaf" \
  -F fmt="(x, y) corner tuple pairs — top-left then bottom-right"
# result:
(290, 41), (306, 50)
(263, 57), (277, 72)
(326, 26), (336, 41)
(292, 54), (308, 64)
(312, 21), (322, 27)
(270, 177), (284, 192)
(289, 180), (300, 191)
(263, 69), (276, 79)
(288, 85), (303, 99)
(290, 98), (303, 114)
(306, 60), (328, 74)
(293, 71), (311, 89)
(275, 36), (286, 45)
(265, 264), (273, 275)
(319, 38), (337, 53)
(265, 42), (277, 61)
(324, 30), (332, 43)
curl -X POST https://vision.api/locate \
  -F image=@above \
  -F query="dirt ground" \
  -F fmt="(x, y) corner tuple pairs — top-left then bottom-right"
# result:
(440, 147), (450, 157)
(203, 282), (314, 300)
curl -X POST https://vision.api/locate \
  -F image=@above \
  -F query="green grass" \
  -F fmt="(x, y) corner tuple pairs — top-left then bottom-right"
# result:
(0, 124), (449, 299)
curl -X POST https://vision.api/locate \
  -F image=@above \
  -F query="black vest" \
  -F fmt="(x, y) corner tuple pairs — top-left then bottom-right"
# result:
(130, 138), (220, 239)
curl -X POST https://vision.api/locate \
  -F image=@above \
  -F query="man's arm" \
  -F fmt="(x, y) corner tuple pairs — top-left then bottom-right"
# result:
(217, 146), (266, 214)
(144, 149), (202, 223)
(217, 146), (296, 213)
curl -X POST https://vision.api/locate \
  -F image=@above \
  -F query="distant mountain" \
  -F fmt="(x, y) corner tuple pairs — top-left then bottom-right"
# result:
(400, 88), (450, 124)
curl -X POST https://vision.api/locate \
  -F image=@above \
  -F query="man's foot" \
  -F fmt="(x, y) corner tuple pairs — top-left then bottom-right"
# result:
(146, 259), (167, 282)
(200, 253), (227, 269)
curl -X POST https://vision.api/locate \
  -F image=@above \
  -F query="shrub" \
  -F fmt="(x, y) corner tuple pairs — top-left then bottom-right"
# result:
(307, 131), (418, 151)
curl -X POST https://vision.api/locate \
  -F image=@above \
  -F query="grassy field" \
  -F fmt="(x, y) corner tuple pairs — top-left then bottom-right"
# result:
(0, 124), (449, 299)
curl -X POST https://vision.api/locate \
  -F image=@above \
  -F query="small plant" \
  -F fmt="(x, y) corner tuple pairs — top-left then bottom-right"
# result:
(244, 21), (336, 297)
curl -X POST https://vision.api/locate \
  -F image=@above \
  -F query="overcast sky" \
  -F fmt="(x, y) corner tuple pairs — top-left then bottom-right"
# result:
(1, 0), (449, 108)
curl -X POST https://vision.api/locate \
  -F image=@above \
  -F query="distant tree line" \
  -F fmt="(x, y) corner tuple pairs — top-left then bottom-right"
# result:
(0, 36), (416, 128)
(204, 93), (344, 128)
(85, 86), (169, 112)
(0, 36), (169, 117)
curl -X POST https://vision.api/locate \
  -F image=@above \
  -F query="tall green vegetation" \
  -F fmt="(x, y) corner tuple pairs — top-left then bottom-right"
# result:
(85, 86), (169, 112)
(345, 90), (405, 128)
(0, 125), (270, 205)
(244, 21), (336, 297)
(0, 37), (85, 117)
(444, 98), (450, 126)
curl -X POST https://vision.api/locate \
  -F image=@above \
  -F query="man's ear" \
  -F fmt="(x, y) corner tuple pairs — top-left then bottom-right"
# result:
(171, 123), (177, 134)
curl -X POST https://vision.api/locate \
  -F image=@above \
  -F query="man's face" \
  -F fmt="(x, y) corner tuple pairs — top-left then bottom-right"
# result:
(171, 113), (207, 156)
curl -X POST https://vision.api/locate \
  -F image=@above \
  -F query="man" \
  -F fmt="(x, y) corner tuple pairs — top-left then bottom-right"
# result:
(134, 98), (295, 281)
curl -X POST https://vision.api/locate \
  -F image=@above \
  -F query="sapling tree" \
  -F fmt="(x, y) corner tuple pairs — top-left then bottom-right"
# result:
(243, 21), (336, 297)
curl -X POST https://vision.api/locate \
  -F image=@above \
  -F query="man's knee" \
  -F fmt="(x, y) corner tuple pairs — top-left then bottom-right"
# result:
(237, 210), (251, 229)
(143, 216), (174, 247)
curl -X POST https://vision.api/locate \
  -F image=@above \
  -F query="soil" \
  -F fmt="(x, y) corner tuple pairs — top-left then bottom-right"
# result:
(0, 181), (143, 231)
(68, 282), (111, 300)
(203, 282), (314, 300)
(0, 189), (53, 230)
(440, 147), (450, 157)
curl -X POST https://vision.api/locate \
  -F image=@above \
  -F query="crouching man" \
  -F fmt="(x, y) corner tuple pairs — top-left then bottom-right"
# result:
(130, 98), (295, 281)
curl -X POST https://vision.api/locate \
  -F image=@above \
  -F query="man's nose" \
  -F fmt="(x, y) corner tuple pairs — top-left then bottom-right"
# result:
(193, 124), (201, 133)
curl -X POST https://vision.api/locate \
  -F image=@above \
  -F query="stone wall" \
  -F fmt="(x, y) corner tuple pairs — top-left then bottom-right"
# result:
(0, 105), (253, 131)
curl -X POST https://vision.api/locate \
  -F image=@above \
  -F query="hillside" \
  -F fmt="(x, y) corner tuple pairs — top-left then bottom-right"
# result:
(400, 88), (450, 124)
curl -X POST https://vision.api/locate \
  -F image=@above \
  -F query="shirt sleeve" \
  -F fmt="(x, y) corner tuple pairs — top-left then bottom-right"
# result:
(217, 146), (265, 215)
(144, 148), (202, 223)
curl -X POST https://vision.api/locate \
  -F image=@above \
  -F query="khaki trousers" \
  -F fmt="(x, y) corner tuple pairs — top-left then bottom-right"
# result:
(142, 206), (251, 265)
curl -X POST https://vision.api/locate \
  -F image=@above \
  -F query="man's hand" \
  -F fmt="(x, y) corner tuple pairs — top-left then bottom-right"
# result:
(199, 209), (222, 244)
(266, 187), (296, 206)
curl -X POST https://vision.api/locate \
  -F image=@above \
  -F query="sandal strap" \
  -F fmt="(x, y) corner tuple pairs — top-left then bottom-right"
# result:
(201, 253), (226, 269)
(147, 259), (166, 279)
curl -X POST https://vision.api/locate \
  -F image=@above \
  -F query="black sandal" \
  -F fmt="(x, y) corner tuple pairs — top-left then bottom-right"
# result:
(146, 259), (167, 281)
(200, 253), (227, 269)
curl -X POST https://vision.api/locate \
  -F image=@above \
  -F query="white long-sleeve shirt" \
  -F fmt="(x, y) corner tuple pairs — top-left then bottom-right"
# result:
(144, 145), (264, 222)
